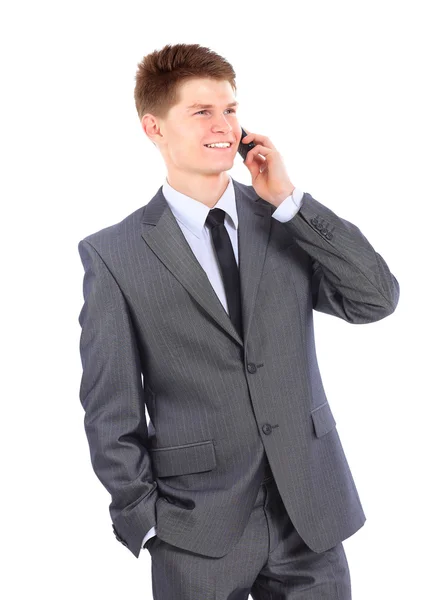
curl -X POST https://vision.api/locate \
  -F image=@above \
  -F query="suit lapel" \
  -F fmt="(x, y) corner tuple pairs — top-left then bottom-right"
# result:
(140, 179), (274, 349)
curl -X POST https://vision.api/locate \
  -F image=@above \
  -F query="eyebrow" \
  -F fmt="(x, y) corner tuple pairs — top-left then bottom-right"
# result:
(186, 101), (239, 111)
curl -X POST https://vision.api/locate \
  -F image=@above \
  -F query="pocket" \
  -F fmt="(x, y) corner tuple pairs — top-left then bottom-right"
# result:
(310, 401), (337, 437)
(149, 439), (217, 477)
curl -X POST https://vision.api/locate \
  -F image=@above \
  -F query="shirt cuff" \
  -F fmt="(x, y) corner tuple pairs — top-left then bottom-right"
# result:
(271, 187), (304, 223)
(141, 525), (157, 548)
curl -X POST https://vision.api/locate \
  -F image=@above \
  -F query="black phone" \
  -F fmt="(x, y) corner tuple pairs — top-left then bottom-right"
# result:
(237, 127), (256, 161)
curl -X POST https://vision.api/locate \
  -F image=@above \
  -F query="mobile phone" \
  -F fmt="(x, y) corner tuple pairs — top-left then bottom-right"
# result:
(237, 127), (256, 161)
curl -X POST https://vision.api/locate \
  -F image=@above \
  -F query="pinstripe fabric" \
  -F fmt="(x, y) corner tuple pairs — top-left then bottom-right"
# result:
(77, 178), (399, 561)
(146, 474), (352, 599)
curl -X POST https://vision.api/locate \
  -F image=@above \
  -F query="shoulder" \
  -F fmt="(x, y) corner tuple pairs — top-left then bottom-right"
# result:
(78, 204), (146, 256)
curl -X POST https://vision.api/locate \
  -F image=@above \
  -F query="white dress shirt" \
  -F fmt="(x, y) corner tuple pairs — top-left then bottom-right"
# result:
(142, 175), (304, 549)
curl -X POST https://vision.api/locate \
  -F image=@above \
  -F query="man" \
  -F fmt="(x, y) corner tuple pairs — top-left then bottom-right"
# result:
(77, 43), (399, 599)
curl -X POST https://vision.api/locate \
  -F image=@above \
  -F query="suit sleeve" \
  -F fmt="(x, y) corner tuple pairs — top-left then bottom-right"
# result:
(282, 192), (400, 323)
(77, 239), (158, 558)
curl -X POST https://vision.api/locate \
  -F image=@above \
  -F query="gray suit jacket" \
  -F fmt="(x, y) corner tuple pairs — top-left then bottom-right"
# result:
(77, 179), (399, 559)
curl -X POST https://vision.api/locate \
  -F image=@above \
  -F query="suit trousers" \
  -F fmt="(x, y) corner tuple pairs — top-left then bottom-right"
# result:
(145, 460), (352, 599)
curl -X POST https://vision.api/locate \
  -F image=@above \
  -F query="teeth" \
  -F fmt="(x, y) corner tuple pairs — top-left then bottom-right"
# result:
(205, 143), (231, 148)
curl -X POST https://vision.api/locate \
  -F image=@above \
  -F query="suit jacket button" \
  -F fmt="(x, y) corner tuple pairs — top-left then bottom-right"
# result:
(262, 423), (272, 434)
(247, 363), (257, 373)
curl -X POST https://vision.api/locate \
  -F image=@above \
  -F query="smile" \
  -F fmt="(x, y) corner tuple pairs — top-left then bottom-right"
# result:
(204, 143), (233, 150)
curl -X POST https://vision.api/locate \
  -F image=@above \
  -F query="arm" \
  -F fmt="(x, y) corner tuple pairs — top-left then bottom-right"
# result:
(277, 192), (400, 323)
(77, 239), (158, 558)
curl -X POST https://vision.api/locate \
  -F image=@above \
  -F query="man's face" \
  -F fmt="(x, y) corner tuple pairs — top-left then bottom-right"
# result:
(144, 78), (242, 178)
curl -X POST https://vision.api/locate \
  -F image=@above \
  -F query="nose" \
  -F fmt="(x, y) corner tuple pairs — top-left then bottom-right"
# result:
(211, 114), (233, 133)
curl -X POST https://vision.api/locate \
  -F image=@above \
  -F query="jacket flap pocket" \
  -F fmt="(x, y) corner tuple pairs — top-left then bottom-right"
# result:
(150, 439), (216, 477)
(311, 402), (337, 438)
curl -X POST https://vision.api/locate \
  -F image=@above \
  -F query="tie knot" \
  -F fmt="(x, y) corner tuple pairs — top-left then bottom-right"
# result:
(206, 208), (226, 229)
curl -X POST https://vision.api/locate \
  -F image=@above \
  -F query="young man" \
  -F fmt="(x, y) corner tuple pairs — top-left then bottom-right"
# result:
(77, 43), (399, 599)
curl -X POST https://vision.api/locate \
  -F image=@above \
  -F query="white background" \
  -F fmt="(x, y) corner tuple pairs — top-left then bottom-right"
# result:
(1, 1), (443, 598)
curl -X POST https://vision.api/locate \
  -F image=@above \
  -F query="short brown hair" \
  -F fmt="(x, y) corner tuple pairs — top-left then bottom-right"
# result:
(134, 43), (237, 122)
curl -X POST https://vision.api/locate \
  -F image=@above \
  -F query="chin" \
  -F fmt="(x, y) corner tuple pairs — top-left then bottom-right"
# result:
(205, 163), (233, 174)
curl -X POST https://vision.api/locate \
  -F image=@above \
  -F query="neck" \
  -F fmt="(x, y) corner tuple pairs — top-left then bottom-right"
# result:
(166, 172), (231, 208)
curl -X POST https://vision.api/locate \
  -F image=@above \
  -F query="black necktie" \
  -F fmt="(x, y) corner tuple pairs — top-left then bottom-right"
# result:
(205, 208), (243, 341)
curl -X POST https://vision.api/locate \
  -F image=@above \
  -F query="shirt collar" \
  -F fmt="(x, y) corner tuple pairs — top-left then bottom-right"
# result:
(162, 175), (238, 239)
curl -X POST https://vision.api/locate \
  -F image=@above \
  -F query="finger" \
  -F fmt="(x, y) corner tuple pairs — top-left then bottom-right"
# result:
(245, 151), (266, 163)
(242, 133), (277, 150)
(245, 144), (275, 161)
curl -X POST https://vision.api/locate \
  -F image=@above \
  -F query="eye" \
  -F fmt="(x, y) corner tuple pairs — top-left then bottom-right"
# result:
(195, 109), (236, 115)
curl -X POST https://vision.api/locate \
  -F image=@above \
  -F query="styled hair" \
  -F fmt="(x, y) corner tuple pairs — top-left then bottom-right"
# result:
(134, 43), (237, 122)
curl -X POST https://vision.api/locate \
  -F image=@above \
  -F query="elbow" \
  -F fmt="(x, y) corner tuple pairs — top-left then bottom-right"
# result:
(343, 294), (399, 325)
